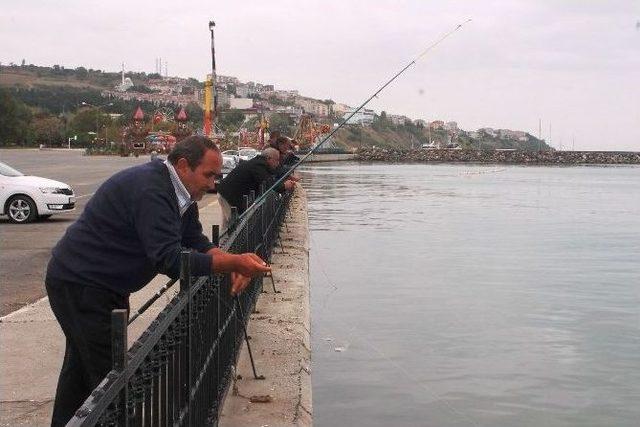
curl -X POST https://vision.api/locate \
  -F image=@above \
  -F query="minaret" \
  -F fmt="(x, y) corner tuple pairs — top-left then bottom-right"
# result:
(121, 62), (125, 85)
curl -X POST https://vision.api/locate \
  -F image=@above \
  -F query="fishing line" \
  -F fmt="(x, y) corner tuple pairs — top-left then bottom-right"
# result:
(221, 19), (473, 237)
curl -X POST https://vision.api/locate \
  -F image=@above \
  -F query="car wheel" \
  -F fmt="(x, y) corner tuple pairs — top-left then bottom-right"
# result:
(38, 214), (53, 220)
(7, 195), (38, 224)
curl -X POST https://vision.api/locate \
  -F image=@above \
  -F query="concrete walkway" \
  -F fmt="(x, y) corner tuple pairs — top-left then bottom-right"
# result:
(220, 188), (312, 427)
(0, 189), (312, 426)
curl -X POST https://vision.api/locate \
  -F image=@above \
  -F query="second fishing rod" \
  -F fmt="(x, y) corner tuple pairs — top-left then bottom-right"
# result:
(222, 19), (472, 234)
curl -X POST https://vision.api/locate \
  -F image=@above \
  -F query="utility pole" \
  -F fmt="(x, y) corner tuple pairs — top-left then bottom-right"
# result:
(209, 20), (218, 134)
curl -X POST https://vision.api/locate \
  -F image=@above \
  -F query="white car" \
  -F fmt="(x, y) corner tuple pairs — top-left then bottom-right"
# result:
(0, 161), (75, 223)
(221, 154), (238, 177)
(238, 147), (259, 161)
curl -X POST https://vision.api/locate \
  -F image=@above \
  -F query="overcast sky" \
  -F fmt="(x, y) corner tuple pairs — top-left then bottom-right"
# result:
(2, 0), (639, 150)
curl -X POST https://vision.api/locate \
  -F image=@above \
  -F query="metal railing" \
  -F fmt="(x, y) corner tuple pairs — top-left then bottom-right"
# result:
(67, 187), (293, 427)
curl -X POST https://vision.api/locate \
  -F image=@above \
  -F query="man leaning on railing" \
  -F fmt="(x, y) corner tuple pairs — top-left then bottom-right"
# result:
(44, 136), (271, 427)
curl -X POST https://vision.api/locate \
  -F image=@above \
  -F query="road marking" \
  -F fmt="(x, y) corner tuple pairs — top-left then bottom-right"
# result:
(0, 296), (49, 321)
(76, 192), (95, 199)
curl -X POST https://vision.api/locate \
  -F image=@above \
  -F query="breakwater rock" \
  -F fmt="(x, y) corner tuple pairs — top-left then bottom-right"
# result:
(355, 148), (640, 165)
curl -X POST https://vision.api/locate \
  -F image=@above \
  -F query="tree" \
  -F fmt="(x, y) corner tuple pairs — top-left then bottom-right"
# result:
(267, 113), (294, 135)
(71, 108), (111, 134)
(0, 89), (32, 146)
(30, 114), (64, 145)
(75, 66), (89, 80)
(218, 109), (245, 131)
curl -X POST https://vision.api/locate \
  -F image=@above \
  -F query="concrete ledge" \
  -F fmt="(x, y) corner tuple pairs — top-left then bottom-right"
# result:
(220, 187), (312, 426)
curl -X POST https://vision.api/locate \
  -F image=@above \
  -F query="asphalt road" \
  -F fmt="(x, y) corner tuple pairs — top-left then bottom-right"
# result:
(0, 149), (150, 316)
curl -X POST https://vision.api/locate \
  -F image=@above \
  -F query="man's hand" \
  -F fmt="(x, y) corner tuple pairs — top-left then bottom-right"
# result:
(230, 272), (252, 296)
(208, 248), (271, 277)
(284, 179), (296, 191)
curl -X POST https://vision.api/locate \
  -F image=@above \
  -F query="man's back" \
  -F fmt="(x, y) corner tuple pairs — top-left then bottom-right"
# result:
(47, 160), (212, 295)
(217, 155), (275, 213)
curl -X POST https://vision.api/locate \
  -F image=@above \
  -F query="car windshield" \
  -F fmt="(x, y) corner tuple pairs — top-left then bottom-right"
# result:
(239, 149), (256, 157)
(0, 161), (24, 177)
(223, 150), (238, 156)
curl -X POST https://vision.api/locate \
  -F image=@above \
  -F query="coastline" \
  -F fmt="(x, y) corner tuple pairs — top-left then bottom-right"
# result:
(356, 148), (640, 165)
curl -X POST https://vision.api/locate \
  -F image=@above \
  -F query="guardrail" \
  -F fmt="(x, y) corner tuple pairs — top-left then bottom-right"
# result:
(67, 187), (293, 426)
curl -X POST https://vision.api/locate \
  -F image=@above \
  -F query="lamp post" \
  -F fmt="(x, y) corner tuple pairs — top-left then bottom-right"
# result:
(209, 20), (217, 134)
(67, 135), (77, 150)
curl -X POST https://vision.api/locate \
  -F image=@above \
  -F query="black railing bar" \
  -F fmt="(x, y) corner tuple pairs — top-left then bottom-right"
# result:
(128, 277), (178, 324)
(68, 275), (205, 425)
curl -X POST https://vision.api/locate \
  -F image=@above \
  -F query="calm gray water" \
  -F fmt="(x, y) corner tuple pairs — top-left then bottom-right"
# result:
(302, 163), (640, 427)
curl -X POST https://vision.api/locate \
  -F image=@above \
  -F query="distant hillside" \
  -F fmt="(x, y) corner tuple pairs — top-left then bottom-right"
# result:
(1, 63), (552, 152)
(329, 118), (552, 152)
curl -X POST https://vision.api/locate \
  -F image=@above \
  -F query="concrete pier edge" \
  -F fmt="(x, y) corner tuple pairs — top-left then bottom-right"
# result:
(220, 186), (312, 426)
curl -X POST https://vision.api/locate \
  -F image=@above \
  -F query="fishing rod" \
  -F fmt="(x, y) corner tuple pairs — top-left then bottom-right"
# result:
(229, 18), (472, 226)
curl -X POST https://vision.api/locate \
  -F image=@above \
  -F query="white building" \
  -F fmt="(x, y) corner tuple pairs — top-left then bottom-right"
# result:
(230, 97), (254, 110)
(343, 108), (375, 126)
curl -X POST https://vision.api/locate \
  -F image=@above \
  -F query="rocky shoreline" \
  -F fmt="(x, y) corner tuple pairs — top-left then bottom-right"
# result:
(355, 148), (640, 165)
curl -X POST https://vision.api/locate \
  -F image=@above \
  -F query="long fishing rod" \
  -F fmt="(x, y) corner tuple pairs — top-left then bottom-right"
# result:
(231, 19), (472, 224)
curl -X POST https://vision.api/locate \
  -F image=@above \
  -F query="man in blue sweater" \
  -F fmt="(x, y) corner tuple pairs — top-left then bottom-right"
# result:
(45, 136), (270, 426)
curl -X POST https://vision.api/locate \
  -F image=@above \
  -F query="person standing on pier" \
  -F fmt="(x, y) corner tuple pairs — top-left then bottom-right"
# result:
(45, 136), (270, 427)
(217, 147), (295, 229)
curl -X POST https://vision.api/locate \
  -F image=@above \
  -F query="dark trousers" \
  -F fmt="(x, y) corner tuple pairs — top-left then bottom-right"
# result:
(46, 278), (129, 427)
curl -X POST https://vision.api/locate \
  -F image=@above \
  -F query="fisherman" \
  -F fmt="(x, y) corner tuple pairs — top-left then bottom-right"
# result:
(265, 130), (281, 149)
(45, 136), (270, 426)
(270, 136), (301, 181)
(217, 147), (295, 229)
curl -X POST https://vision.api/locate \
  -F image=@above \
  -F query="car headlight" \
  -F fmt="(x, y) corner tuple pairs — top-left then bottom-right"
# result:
(40, 187), (70, 194)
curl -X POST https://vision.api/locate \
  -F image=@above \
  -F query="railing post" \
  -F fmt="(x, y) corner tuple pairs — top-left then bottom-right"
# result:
(211, 224), (220, 247)
(230, 206), (238, 229)
(180, 250), (192, 425)
(112, 309), (129, 427)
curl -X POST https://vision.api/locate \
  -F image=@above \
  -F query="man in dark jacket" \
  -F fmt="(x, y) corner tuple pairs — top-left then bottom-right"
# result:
(217, 147), (295, 228)
(270, 136), (301, 181)
(45, 136), (270, 426)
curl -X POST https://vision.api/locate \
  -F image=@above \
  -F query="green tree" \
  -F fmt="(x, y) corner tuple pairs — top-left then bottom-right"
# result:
(71, 108), (111, 134)
(218, 109), (245, 131)
(267, 112), (294, 135)
(30, 114), (64, 145)
(0, 89), (32, 146)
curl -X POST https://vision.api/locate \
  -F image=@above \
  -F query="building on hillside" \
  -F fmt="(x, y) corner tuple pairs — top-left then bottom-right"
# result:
(429, 120), (445, 130)
(236, 84), (249, 98)
(343, 108), (375, 126)
(218, 75), (240, 85)
(273, 105), (303, 119)
(479, 127), (497, 137)
(217, 90), (231, 109)
(331, 103), (352, 116)
(445, 121), (458, 132)
(230, 97), (254, 110)
(388, 114), (411, 126)
(294, 97), (329, 117)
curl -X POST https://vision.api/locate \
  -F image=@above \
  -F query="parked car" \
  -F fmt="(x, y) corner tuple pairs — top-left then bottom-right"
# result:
(221, 154), (237, 178)
(238, 147), (259, 161)
(0, 161), (75, 223)
(222, 150), (240, 165)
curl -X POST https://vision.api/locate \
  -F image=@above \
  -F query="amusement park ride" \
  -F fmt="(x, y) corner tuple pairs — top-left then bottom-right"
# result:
(121, 106), (193, 156)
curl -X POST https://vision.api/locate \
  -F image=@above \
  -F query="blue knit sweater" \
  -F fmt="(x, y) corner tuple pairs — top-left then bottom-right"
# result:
(47, 160), (214, 295)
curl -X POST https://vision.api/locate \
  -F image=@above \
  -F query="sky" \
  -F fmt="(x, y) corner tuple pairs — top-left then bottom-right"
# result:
(1, 0), (639, 151)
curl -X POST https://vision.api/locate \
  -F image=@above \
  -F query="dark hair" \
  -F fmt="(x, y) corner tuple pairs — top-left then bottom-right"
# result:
(167, 136), (219, 169)
(274, 136), (291, 148)
(268, 131), (281, 141)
